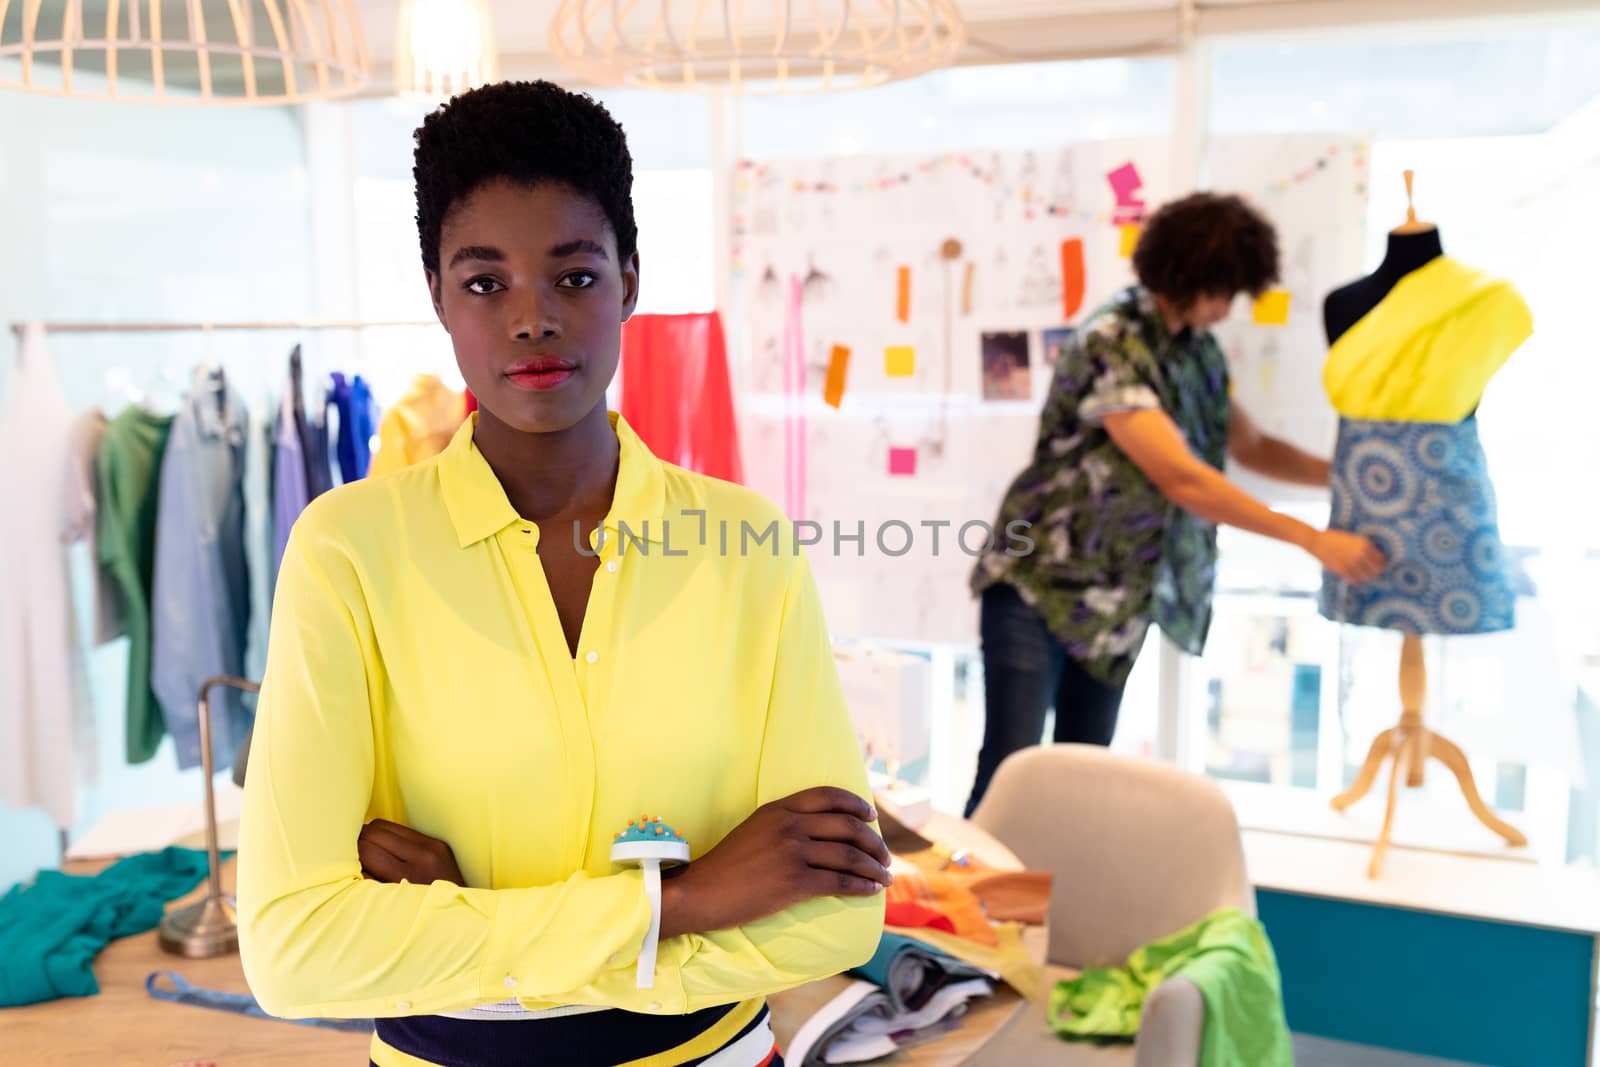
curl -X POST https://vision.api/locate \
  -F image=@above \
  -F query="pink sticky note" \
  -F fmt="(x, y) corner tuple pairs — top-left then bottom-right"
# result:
(888, 447), (917, 476)
(1106, 161), (1143, 203)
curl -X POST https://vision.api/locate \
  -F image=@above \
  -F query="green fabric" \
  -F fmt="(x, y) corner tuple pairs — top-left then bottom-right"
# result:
(970, 286), (1230, 686)
(0, 847), (212, 1007)
(96, 407), (175, 764)
(1047, 907), (1292, 1067)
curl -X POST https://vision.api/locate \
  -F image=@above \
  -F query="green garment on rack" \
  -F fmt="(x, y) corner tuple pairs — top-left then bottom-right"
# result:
(1047, 906), (1292, 1067)
(97, 407), (175, 764)
(0, 847), (211, 1007)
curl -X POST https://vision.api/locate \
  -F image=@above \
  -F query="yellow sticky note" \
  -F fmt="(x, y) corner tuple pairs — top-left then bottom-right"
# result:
(885, 345), (915, 377)
(1253, 289), (1291, 325)
(1118, 223), (1141, 258)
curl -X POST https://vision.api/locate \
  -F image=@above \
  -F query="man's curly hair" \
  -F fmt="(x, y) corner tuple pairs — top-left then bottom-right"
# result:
(413, 81), (638, 275)
(1131, 193), (1279, 308)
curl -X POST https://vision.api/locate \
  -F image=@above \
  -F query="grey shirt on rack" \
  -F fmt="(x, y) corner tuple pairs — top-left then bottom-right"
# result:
(150, 365), (253, 771)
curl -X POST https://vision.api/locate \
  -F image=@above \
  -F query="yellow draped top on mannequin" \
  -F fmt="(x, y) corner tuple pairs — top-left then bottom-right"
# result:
(1323, 256), (1533, 422)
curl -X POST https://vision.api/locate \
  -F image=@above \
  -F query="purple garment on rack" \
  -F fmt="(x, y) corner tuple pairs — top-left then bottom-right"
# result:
(272, 386), (310, 578)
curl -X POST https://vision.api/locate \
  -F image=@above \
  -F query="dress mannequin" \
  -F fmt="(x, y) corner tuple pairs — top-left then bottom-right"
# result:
(1321, 172), (1526, 877)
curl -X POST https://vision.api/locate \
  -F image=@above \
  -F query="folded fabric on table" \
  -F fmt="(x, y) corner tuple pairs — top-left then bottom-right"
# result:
(885, 920), (1043, 1001)
(0, 847), (211, 1007)
(785, 976), (994, 1066)
(1048, 906), (1292, 1067)
(851, 932), (994, 1014)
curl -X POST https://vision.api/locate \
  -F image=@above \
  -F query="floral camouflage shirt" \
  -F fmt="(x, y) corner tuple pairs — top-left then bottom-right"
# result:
(971, 286), (1231, 687)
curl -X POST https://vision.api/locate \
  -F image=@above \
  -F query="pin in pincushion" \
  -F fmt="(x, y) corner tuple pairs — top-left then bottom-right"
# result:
(611, 816), (690, 865)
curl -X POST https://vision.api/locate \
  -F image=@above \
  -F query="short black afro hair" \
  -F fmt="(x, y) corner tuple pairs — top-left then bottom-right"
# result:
(1131, 192), (1279, 308)
(413, 80), (638, 275)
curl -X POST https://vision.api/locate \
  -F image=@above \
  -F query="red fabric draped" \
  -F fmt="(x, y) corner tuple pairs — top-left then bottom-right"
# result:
(619, 312), (743, 484)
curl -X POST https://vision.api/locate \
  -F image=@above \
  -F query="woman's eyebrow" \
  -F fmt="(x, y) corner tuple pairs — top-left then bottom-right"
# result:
(549, 238), (610, 260)
(448, 244), (504, 269)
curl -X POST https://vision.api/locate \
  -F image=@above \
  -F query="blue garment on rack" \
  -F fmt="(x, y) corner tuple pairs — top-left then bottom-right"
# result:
(146, 970), (374, 1033)
(329, 372), (378, 483)
(1318, 414), (1515, 635)
(150, 365), (252, 772)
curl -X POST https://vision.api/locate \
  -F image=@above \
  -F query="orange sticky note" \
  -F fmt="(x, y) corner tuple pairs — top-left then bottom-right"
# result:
(1118, 223), (1141, 258)
(885, 345), (915, 377)
(896, 266), (911, 323)
(1253, 289), (1291, 325)
(1060, 238), (1086, 320)
(823, 344), (851, 407)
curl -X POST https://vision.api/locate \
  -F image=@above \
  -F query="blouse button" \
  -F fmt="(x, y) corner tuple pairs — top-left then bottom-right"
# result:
(504, 976), (519, 990)
(585, 651), (599, 664)
(647, 1001), (662, 1011)
(606, 560), (618, 573)
(397, 1000), (412, 1011)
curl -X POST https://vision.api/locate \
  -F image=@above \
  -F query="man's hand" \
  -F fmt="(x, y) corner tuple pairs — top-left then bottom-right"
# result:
(358, 819), (466, 886)
(1310, 529), (1387, 584)
(659, 787), (892, 940)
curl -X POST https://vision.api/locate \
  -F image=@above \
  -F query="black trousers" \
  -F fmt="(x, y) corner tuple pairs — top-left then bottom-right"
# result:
(964, 583), (1128, 818)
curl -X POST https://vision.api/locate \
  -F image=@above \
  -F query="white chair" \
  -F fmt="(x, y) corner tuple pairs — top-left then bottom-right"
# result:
(968, 744), (1254, 1066)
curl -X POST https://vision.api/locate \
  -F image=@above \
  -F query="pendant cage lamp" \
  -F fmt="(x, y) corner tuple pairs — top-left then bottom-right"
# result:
(0, 0), (371, 103)
(547, 0), (967, 95)
(393, 0), (498, 98)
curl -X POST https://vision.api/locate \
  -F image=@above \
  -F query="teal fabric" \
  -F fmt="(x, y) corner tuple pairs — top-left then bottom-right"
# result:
(855, 933), (929, 988)
(851, 933), (991, 1014)
(1048, 907), (1292, 1067)
(0, 847), (212, 1007)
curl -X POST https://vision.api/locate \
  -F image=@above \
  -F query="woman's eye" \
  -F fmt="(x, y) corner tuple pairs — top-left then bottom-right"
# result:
(465, 277), (502, 295)
(558, 271), (598, 290)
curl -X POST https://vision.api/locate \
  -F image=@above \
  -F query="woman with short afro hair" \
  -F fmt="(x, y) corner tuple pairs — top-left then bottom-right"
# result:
(965, 192), (1386, 815)
(238, 81), (889, 1066)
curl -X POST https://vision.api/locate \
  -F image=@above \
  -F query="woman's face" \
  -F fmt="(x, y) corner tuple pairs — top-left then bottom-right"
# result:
(426, 178), (640, 435)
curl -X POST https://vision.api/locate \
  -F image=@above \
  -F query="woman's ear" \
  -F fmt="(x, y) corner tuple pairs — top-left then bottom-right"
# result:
(425, 269), (448, 330)
(620, 251), (642, 323)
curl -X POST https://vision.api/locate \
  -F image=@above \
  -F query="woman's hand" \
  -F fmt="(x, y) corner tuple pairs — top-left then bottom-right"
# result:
(357, 819), (465, 886)
(659, 787), (892, 940)
(1309, 529), (1387, 584)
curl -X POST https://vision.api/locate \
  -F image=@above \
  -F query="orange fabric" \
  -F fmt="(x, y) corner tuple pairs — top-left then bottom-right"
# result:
(885, 866), (997, 947)
(966, 870), (1053, 925)
(883, 901), (957, 934)
(619, 312), (743, 484)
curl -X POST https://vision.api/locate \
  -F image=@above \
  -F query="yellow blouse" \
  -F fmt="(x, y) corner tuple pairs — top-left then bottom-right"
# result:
(238, 412), (882, 1021)
(1323, 256), (1533, 422)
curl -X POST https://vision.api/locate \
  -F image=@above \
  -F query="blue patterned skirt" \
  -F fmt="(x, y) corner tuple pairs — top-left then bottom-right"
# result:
(1318, 415), (1514, 635)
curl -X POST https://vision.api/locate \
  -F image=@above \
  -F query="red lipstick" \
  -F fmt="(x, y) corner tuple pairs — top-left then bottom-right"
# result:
(505, 356), (576, 391)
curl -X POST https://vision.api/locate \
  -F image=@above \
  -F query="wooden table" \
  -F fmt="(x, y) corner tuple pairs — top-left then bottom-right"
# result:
(5, 812), (1044, 1067)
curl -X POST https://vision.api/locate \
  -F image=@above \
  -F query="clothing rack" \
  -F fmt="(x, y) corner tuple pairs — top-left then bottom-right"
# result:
(10, 320), (438, 336)
(8, 316), (436, 864)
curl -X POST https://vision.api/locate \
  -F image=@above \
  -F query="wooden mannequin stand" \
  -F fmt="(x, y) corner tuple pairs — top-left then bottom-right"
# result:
(1330, 633), (1527, 877)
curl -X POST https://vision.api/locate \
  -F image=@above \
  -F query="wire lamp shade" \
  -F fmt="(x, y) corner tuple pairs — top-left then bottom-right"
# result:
(393, 0), (498, 97)
(0, 0), (371, 103)
(548, 0), (966, 95)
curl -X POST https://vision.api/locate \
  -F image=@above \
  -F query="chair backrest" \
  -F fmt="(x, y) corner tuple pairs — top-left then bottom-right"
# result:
(970, 743), (1253, 970)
